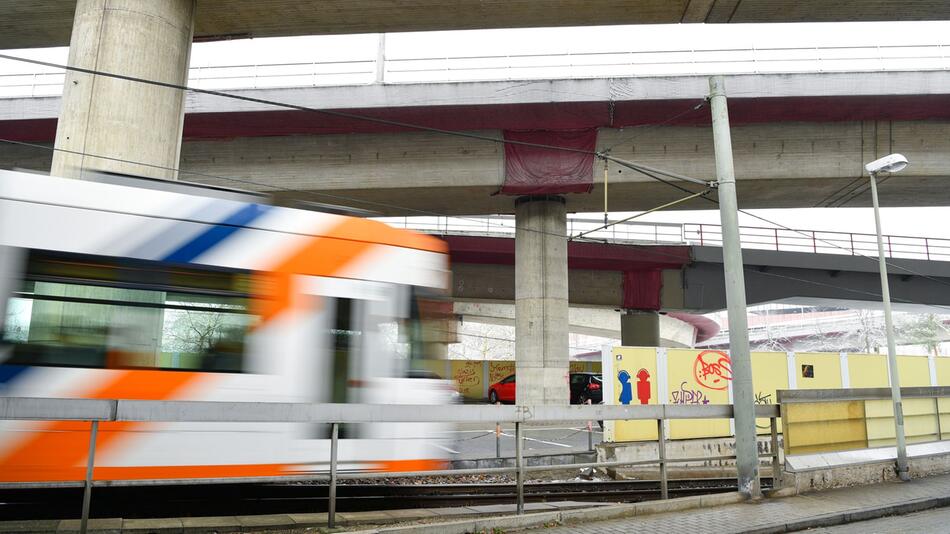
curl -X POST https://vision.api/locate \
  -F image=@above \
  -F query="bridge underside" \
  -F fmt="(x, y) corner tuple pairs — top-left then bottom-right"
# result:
(3, 1), (950, 49)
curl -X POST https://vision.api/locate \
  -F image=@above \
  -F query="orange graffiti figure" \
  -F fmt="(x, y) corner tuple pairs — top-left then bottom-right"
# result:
(693, 350), (733, 390)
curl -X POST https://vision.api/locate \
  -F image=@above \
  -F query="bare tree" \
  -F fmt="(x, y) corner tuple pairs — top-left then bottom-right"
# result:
(163, 310), (230, 353)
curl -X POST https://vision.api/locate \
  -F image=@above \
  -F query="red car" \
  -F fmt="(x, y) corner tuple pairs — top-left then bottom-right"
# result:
(488, 372), (603, 404)
(488, 374), (516, 403)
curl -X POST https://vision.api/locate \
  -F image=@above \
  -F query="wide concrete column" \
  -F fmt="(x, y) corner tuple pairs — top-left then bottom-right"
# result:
(52, 0), (196, 180)
(515, 195), (569, 405)
(620, 310), (660, 347)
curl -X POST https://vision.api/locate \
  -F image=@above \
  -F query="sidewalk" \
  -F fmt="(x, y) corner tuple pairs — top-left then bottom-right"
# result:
(538, 472), (950, 533)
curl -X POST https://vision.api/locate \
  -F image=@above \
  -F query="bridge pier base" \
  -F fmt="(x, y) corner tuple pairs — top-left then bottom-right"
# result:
(52, 0), (196, 180)
(515, 195), (569, 405)
(620, 309), (660, 347)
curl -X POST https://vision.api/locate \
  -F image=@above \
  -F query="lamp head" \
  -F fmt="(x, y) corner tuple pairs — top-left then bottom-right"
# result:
(865, 153), (908, 175)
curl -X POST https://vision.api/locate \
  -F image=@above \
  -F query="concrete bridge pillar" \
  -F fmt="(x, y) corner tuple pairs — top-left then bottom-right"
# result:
(620, 309), (660, 347)
(515, 195), (569, 405)
(52, 0), (196, 180)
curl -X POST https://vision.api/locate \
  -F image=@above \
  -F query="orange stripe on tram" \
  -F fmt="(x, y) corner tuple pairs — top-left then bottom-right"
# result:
(375, 459), (449, 473)
(0, 370), (211, 483)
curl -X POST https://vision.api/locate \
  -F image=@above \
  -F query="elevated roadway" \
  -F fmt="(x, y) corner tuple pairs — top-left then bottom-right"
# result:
(2, 1), (950, 49)
(2, 70), (950, 214)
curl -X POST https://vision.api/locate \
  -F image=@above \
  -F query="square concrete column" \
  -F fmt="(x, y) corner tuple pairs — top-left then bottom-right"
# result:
(515, 195), (569, 405)
(52, 0), (196, 180)
(621, 309), (660, 347)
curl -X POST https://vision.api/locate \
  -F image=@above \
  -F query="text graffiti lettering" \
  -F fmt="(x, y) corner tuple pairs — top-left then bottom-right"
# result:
(670, 381), (709, 405)
(693, 350), (733, 390)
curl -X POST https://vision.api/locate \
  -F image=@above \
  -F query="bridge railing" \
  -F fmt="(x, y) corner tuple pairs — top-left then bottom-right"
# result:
(377, 215), (950, 262)
(376, 215), (686, 244)
(685, 223), (950, 261)
(2, 42), (949, 98)
(0, 397), (780, 532)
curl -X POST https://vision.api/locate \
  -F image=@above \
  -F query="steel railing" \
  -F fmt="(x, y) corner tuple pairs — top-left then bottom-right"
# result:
(1, 42), (949, 98)
(375, 215), (950, 262)
(0, 397), (781, 533)
(684, 223), (950, 261)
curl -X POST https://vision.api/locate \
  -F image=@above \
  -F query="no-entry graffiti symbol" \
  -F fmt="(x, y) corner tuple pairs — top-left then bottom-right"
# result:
(693, 350), (732, 390)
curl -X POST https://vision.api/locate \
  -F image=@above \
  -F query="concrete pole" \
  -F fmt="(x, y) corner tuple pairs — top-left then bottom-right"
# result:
(620, 310), (660, 347)
(52, 0), (196, 180)
(375, 33), (387, 84)
(708, 75), (760, 497)
(515, 195), (569, 405)
(869, 172), (911, 481)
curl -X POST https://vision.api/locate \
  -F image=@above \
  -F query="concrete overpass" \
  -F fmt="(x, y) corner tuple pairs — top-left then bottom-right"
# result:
(2, 70), (950, 214)
(3, 1), (950, 50)
(4, 1), (950, 405)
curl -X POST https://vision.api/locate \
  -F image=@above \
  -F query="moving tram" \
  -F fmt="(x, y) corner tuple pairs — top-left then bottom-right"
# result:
(0, 169), (454, 484)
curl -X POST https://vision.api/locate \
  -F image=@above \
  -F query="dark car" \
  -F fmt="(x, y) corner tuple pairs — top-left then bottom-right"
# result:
(570, 372), (603, 404)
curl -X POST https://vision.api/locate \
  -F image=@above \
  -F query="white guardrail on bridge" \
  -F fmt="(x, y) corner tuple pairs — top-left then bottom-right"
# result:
(0, 397), (781, 533)
(1, 42), (950, 97)
(376, 215), (950, 262)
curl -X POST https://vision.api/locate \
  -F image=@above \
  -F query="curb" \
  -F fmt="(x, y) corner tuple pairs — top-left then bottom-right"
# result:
(744, 494), (950, 534)
(347, 491), (748, 534)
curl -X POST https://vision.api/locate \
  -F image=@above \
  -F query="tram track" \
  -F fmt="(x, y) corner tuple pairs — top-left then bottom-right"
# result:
(0, 478), (771, 520)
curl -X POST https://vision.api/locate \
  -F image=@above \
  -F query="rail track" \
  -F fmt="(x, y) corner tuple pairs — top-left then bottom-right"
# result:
(0, 478), (771, 520)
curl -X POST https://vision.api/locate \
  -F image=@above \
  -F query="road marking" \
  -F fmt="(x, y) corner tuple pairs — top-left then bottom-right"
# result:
(499, 432), (573, 448)
(432, 443), (461, 454)
(570, 427), (604, 434)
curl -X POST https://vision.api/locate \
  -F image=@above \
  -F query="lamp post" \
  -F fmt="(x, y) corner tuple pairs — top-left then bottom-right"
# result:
(865, 153), (910, 481)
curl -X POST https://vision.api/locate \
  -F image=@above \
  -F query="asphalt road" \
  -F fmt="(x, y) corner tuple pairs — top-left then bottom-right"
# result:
(439, 423), (603, 460)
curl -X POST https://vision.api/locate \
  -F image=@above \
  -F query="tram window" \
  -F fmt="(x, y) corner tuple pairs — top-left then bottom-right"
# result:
(1, 252), (254, 373)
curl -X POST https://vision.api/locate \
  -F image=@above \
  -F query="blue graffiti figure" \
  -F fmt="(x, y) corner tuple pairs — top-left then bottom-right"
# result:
(618, 369), (633, 405)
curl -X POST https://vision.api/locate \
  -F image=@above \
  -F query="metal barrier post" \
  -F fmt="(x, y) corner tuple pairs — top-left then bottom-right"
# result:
(657, 419), (668, 500)
(496, 421), (502, 458)
(80, 420), (99, 534)
(328, 423), (339, 528)
(587, 398), (594, 452)
(770, 416), (781, 487)
(515, 422), (524, 514)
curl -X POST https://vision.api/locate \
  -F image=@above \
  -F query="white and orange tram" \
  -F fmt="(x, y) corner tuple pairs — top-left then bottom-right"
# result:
(0, 169), (455, 485)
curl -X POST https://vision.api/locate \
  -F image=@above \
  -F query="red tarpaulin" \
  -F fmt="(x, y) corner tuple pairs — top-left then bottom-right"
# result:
(500, 129), (596, 195)
(623, 270), (662, 310)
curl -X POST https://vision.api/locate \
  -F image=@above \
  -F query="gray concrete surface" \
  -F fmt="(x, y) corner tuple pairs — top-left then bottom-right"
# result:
(807, 506), (950, 533)
(52, 0), (194, 180)
(516, 197), (570, 405)
(536, 472), (950, 533)
(4, 1), (950, 49)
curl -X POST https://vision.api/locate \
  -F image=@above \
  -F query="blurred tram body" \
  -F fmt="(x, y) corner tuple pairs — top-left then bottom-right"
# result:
(0, 169), (454, 485)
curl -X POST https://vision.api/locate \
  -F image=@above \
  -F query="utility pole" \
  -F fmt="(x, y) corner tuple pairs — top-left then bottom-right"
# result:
(708, 75), (761, 497)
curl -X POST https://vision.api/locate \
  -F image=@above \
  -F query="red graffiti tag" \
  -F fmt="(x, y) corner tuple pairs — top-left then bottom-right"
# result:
(693, 350), (733, 390)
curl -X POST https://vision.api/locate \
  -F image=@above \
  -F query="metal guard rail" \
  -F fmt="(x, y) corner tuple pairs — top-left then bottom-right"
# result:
(0, 398), (781, 532)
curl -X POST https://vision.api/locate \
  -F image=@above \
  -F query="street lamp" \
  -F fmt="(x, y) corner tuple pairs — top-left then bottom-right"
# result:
(865, 152), (910, 481)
